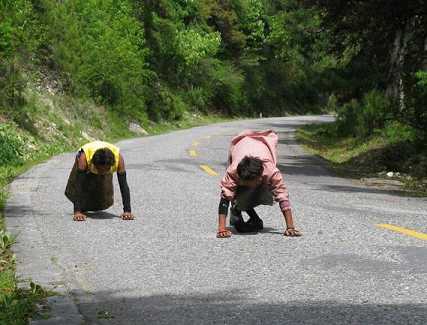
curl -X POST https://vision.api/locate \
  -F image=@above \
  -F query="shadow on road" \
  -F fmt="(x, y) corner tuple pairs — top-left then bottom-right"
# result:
(318, 184), (417, 197)
(256, 120), (319, 129)
(277, 155), (333, 178)
(4, 204), (35, 218)
(228, 226), (284, 236)
(302, 247), (427, 274)
(5, 205), (120, 220)
(72, 290), (427, 325)
(86, 211), (119, 220)
(278, 137), (300, 146)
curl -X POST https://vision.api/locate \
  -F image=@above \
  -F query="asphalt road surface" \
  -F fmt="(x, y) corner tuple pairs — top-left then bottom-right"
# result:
(5, 116), (427, 325)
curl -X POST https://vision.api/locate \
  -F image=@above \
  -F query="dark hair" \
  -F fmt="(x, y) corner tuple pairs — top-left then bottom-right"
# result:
(237, 156), (264, 180)
(92, 148), (115, 167)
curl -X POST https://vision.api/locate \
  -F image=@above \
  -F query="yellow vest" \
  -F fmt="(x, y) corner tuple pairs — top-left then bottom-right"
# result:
(81, 141), (120, 174)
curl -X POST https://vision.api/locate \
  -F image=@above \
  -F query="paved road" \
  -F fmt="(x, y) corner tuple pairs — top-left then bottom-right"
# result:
(5, 116), (427, 324)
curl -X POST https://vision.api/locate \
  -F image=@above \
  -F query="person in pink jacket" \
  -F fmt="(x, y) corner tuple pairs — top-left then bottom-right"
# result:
(217, 130), (302, 238)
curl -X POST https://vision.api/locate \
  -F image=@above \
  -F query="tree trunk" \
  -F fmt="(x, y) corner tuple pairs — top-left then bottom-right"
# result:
(424, 35), (427, 69)
(386, 17), (417, 112)
(386, 28), (402, 100)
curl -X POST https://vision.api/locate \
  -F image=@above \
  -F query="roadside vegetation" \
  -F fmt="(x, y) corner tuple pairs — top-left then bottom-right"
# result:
(297, 93), (427, 194)
(296, 0), (426, 193)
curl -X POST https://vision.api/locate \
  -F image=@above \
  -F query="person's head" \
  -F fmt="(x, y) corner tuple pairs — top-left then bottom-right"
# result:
(92, 148), (115, 175)
(237, 156), (264, 188)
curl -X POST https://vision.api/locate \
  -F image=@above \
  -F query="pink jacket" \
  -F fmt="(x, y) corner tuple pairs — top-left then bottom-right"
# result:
(220, 130), (291, 211)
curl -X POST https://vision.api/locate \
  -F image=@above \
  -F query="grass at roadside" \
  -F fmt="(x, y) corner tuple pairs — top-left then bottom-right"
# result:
(0, 130), (78, 324)
(296, 122), (427, 194)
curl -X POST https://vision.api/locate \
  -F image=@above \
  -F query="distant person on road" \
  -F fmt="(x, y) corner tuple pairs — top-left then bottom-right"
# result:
(217, 130), (301, 238)
(65, 141), (134, 221)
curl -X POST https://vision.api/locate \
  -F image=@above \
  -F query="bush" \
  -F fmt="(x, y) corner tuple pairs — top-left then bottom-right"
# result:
(182, 58), (246, 115)
(336, 90), (392, 138)
(336, 99), (360, 137)
(383, 121), (417, 144)
(182, 87), (211, 113)
(357, 90), (392, 137)
(205, 60), (246, 115)
(0, 124), (26, 165)
(0, 59), (27, 110)
(147, 84), (187, 121)
(403, 71), (427, 142)
(159, 89), (186, 121)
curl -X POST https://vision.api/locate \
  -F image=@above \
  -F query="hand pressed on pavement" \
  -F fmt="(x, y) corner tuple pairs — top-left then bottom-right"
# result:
(217, 228), (232, 238)
(217, 213), (231, 238)
(284, 227), (302, 237)
(121, 212), (135, 220)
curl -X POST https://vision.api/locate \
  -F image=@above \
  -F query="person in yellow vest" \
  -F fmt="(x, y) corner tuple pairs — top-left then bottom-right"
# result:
(65, 141), (134, 221)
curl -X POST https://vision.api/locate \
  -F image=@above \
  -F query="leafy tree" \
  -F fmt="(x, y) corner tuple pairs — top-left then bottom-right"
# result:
(40, 0), (149, 118)
(304, 0), (427, 135)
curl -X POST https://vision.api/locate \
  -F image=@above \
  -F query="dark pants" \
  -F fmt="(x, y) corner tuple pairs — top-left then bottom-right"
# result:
(64, 161), (114, 212)
(230, 186), (273, 232)
(234, 185), (274, 211)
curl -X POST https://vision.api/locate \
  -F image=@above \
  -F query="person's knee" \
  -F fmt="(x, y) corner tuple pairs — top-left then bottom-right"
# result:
(229, 209), (243, 226)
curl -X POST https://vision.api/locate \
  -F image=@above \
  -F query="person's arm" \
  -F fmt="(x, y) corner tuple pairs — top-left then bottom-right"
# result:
(270, 170), (302, 237)
(73, 151), (88, 221)
(217, 169), (237, 238)
(217, 197), (231, 238)
(220, 169), (238, 203)
(281, 209), (301, 236)
(117, 154), (134, 220)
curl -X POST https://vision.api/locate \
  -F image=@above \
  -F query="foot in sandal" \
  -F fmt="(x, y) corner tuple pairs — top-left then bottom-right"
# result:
(73, 211), (87, 221)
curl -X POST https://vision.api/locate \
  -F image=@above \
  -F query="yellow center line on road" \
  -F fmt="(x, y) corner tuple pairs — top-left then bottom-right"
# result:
(376, 224), (427, 241)
(200, 164), (218, 176)
(188, 139), (202, 157)
(188, 137), (219, 177)
(189, 149), (198, 157)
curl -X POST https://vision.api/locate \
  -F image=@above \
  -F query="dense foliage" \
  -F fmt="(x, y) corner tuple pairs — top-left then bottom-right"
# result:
(304, 0), (427, 142)
(0, 0), (426, 139)
(0, 0), (336, 121)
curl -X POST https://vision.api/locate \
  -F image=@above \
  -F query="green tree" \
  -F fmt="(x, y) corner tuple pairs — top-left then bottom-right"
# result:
(40, 0), (149, 118)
